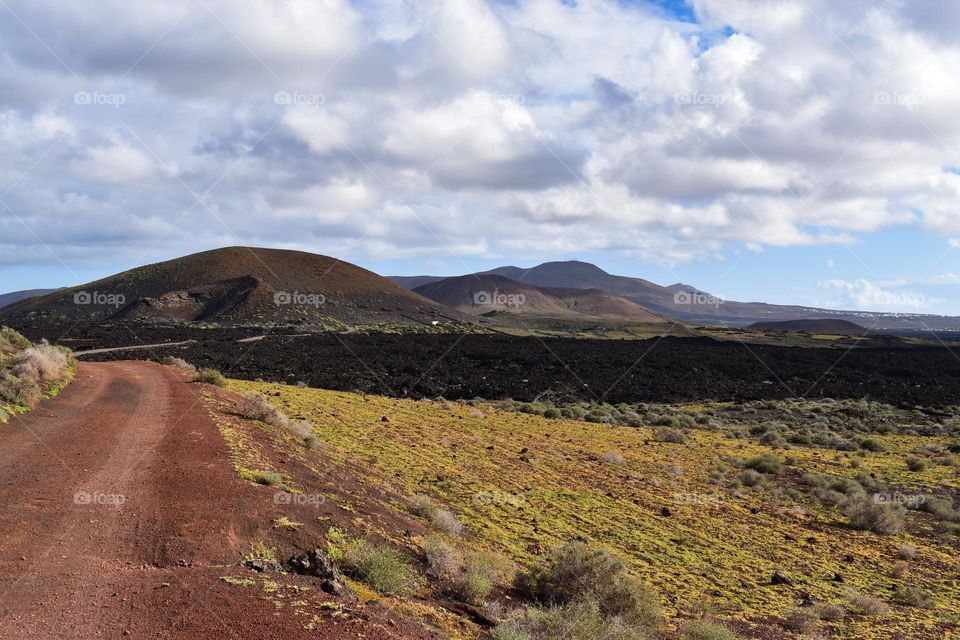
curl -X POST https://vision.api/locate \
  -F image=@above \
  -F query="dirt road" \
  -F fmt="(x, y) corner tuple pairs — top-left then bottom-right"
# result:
(0, 361), (389, 639)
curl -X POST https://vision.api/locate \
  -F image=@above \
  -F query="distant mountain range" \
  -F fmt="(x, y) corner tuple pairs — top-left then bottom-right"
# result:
(3, 251), (958, 332)
(411, 274), (669, 323)
(0, 247), (456, 328)
(0, 289), (58, 309)
(391, 260), (960, 331)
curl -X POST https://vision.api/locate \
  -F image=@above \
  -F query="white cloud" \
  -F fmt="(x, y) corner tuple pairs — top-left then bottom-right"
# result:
(818, 278), (931, 311)
(0, 0), (958, 276)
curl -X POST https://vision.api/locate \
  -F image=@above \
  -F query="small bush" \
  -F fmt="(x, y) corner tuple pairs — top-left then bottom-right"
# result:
(543, 408), (562, 419)
(407, 494), (464, 536)
(162, 356), (196, 373)
(0, 326), (31, 351)
(657, 429), (687, 444)
(340, 538), (417, 595)
(654, 415), (681, 428)
(243, 469), (283, 486)
(422, 535), (509, 605)
(239, 392), (290, 428)
(846, 590), (889, 616)
(845, 496), (905, 535)
(516, 541), (662, 628)
(602, 451), (625, 465)
(906, 457), (927, 472)
(892, 586), (934, 609)
(782, 608), (817, 633)
(490, 599), (652, 640)
(814, 603), (845, 621)
(0, 372), (40, 407)
(194, 368), (226, 387)
(11, 341), (68, 383)
(738, 469), (763, 487)
(859, 438), (887, 452)
(680, 619), (743, 640)
(898, 545), (917, 560)
(743, 453), (782, 474)
(433, 508), (465, 537)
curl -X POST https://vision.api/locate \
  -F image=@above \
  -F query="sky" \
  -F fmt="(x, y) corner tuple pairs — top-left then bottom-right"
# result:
(1, 0), (960, 313)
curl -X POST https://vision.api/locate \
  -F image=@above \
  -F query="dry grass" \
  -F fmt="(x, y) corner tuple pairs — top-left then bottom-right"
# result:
(407, 494), (465, 537)
(11, 341), (68, 383)
(162, 356), (196, 374)
(194, 368), (226, 387)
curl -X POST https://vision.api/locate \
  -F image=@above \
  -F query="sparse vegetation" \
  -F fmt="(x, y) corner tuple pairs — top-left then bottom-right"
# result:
(0, 330), (73, 420)
(421, 535), (510, 605)
(680, 619), (743, 640)
(406, 494), (465, 537)
(846, 590), (889, 616)
(162, 356), (196, 374)
(892, 585), (935, 609)
(844, 495), (905, 535)
(515, 541), (662, 628)
(491, 598), (653, 640)
(194, 368), (226, 387)
(228, 379), (960, 638)
(339, 537), (417, 595)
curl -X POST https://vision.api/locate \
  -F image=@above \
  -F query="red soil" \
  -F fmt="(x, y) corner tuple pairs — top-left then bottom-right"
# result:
(0, 361), (432, 639)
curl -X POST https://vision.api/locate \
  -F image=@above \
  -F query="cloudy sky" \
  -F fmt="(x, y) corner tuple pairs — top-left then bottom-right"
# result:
(1, 0), (960, 312)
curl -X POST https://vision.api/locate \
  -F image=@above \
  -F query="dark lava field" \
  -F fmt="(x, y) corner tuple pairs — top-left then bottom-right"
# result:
(16, 322), (960, 406)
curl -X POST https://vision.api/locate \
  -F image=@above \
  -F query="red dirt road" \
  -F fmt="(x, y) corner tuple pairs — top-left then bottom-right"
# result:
(0, 362), (424, 639)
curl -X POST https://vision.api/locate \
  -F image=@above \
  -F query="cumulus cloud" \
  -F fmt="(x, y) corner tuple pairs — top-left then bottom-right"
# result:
(0, 0), (958, 276)
(818, 279), (932, 311)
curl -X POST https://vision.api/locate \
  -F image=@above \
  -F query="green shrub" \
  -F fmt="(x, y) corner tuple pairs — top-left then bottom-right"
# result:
(543, 408), (562, 419)
(194, 368), (226, 387)
(743, 453), (782, 474)
(490, 599), (652, 640)
(422, 535), (509, 605)
(341, 538), (417, 595)
(680, 619), (743, 640)
(407, 494), (464, 536)
(654, 415), (681, 428)
(516, 541), (661, 628)
(846, 590), (889, 616)
(892, 586), (934, 609)
(657, 429), (687, 444)
(738, 469), (763, 487)
(0, 326), (31, 351)
(906, 457), (927, 472)
(859, 438), (887, 452)
(242, 469), (283, 486)
(844, 495), (905, 535)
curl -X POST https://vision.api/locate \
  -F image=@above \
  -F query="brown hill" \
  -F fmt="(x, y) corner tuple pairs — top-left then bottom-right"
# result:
(747, 319), (870, 334)
(412, 274), (670, 322)
(0, 247), (454, 327)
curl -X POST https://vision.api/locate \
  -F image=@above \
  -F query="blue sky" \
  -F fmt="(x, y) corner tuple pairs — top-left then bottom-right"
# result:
(1, 0), (960, 314)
